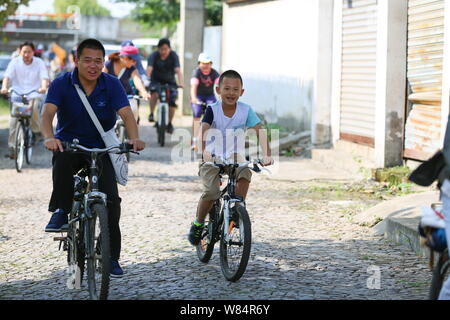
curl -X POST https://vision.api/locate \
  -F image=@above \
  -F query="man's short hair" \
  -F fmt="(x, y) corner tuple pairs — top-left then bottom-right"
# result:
(19, 41), (35, 51)
(219, 70), (243, 87)
(158, 38), (171, 48)
(76, 38), (105, 59)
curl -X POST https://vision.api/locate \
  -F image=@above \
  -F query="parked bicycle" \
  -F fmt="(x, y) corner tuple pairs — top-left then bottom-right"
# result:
(115, 94), (141, 161)
(53, 139), (136, 300)
(8, 89), (38, 172)
(195, 157), (270, 282)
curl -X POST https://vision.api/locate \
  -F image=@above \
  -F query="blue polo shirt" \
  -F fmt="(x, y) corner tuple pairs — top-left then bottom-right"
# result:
(45, 68), (129, 148)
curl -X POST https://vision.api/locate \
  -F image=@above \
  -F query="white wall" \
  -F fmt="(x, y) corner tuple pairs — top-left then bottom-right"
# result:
(222, 0), (318, 132)
(203, 26), (222, 72)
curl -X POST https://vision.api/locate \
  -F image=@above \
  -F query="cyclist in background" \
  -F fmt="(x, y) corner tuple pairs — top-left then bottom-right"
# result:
(146, 38), (184, 134)
(121, 40), (149, 88)
(1, 41), (49, 159)
(190, 53), (220, 150)
(103, 46), (150, 122)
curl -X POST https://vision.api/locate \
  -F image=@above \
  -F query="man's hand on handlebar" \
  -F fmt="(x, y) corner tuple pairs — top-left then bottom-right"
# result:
(44, 137), (64, 152)
(128, 138), (145, 152)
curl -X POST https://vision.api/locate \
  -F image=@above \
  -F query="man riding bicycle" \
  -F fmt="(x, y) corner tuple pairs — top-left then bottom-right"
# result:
(41, 38), (145, 277)
(146, 38), (184, 134)
(1, 41), (49, 159)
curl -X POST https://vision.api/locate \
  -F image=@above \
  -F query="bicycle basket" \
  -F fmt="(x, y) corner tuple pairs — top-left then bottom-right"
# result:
(11, 102), (32, 118)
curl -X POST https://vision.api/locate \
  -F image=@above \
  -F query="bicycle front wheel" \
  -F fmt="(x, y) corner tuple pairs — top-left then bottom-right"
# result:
(158, 107), (166, 147)
(85, 203), (111, 300)
(430, 250), (450, 299)
(15, 123), (25, 172)
(219, 204), (252, 282)
(196, 200), (221, 263)
(25, 127), (33, 164)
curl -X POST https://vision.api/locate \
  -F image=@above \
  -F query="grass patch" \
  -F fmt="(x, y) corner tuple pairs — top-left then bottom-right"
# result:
(0, 97), (9, 116)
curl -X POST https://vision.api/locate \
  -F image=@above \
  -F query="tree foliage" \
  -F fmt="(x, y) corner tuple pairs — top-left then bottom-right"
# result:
(123, 0), (222, 31)
(0, 0), (30, 26)
(54, 0), (111, 17)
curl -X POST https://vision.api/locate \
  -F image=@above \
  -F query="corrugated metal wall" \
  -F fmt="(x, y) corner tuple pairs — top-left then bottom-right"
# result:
(404, 0), (444, 161)
(340, 0), (378, 147)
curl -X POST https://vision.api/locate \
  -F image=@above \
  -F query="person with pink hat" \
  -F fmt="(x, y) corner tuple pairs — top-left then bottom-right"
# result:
(102, 45), (150, 121)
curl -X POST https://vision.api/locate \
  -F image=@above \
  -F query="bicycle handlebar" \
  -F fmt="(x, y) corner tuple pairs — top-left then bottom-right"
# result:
(61, 139), (138, 155)
(204, 156), (272, 173)
(8, 89), (39, 97)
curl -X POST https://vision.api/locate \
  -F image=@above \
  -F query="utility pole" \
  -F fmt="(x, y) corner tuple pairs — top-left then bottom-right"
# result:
(179, 0), (204, 115)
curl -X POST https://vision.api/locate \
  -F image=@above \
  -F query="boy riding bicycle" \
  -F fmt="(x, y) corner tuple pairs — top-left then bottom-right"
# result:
(188, 70), (273, 246)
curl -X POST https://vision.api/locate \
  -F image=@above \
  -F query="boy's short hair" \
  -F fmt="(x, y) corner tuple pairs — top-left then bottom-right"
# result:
(20, 41), (35, 51)
(219, 70), (243, 87)
(158, 38), (171, 48)
(76, 38), (105, 59)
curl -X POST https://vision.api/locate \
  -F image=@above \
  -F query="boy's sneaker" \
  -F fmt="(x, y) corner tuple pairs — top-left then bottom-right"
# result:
(188, 222), (204, 246)
(110, 260), (124, 278)
(45, 209), (68, 232)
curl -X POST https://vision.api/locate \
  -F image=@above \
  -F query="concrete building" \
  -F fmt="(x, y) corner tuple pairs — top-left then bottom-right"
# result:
(221, 0), (319, 133)
(221, 0), (450, 170)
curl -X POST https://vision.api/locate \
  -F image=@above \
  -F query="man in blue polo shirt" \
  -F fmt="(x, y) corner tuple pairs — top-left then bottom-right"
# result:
(41, 38), (145, 277)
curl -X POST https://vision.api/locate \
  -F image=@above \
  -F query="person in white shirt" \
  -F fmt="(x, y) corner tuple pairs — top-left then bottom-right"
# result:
(1, 41), (49, 159)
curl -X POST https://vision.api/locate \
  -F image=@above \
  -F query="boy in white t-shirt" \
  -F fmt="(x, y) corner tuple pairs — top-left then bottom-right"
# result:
(1, 41), (49, 159)
(188, 70), (273, 246)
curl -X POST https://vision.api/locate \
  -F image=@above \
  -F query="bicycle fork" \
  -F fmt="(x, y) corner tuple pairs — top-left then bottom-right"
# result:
(223, 196), (244, 245)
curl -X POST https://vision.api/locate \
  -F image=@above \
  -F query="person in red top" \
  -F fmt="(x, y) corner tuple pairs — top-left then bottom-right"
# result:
(190, 53), (220, 150)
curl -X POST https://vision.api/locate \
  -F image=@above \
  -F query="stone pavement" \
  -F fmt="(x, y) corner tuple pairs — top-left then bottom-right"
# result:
(0, 114), (433, 300)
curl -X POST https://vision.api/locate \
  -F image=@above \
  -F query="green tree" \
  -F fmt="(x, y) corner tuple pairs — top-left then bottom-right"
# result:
(54, 0), (111, 17)
(0, 0), (30, 26)
(123, 0), (222, 31)
(205, 0), (222, 26)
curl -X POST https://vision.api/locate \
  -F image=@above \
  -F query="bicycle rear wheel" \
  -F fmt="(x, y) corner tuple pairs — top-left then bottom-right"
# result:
(67, 216), (85, 289)
(219, 204), (252, 282)
(25, 127), (33, 164)
(196, 200), (221, 263)
(15, 123), (25, 172)
(429, 250), (450, 299)
(86, 203), (111, 300)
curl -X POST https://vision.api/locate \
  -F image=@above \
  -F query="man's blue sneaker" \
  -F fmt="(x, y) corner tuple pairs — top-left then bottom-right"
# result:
(45, 209), (68, 232)
(110, 260), (124, 278)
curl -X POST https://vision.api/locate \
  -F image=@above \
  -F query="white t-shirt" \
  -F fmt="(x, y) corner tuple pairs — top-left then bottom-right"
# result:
(4, 56), (49, 97)
(203, 101), (261, 159)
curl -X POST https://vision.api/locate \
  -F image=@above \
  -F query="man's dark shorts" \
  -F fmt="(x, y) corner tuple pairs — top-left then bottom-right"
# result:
(148, 82), (178, 108)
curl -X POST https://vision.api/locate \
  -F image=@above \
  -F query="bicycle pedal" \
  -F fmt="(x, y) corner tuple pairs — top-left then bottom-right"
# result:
(53, 236), (66, 241)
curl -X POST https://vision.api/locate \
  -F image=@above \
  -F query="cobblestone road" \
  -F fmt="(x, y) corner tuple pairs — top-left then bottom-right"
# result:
(0, 119), (432, 300)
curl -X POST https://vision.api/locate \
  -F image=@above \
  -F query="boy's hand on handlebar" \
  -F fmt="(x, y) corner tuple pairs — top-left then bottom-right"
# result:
(128, 138), (145, 152)
(260, 156), (274, 167)
(44, 138), (64, 152)
(37, 88), (47, 94)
